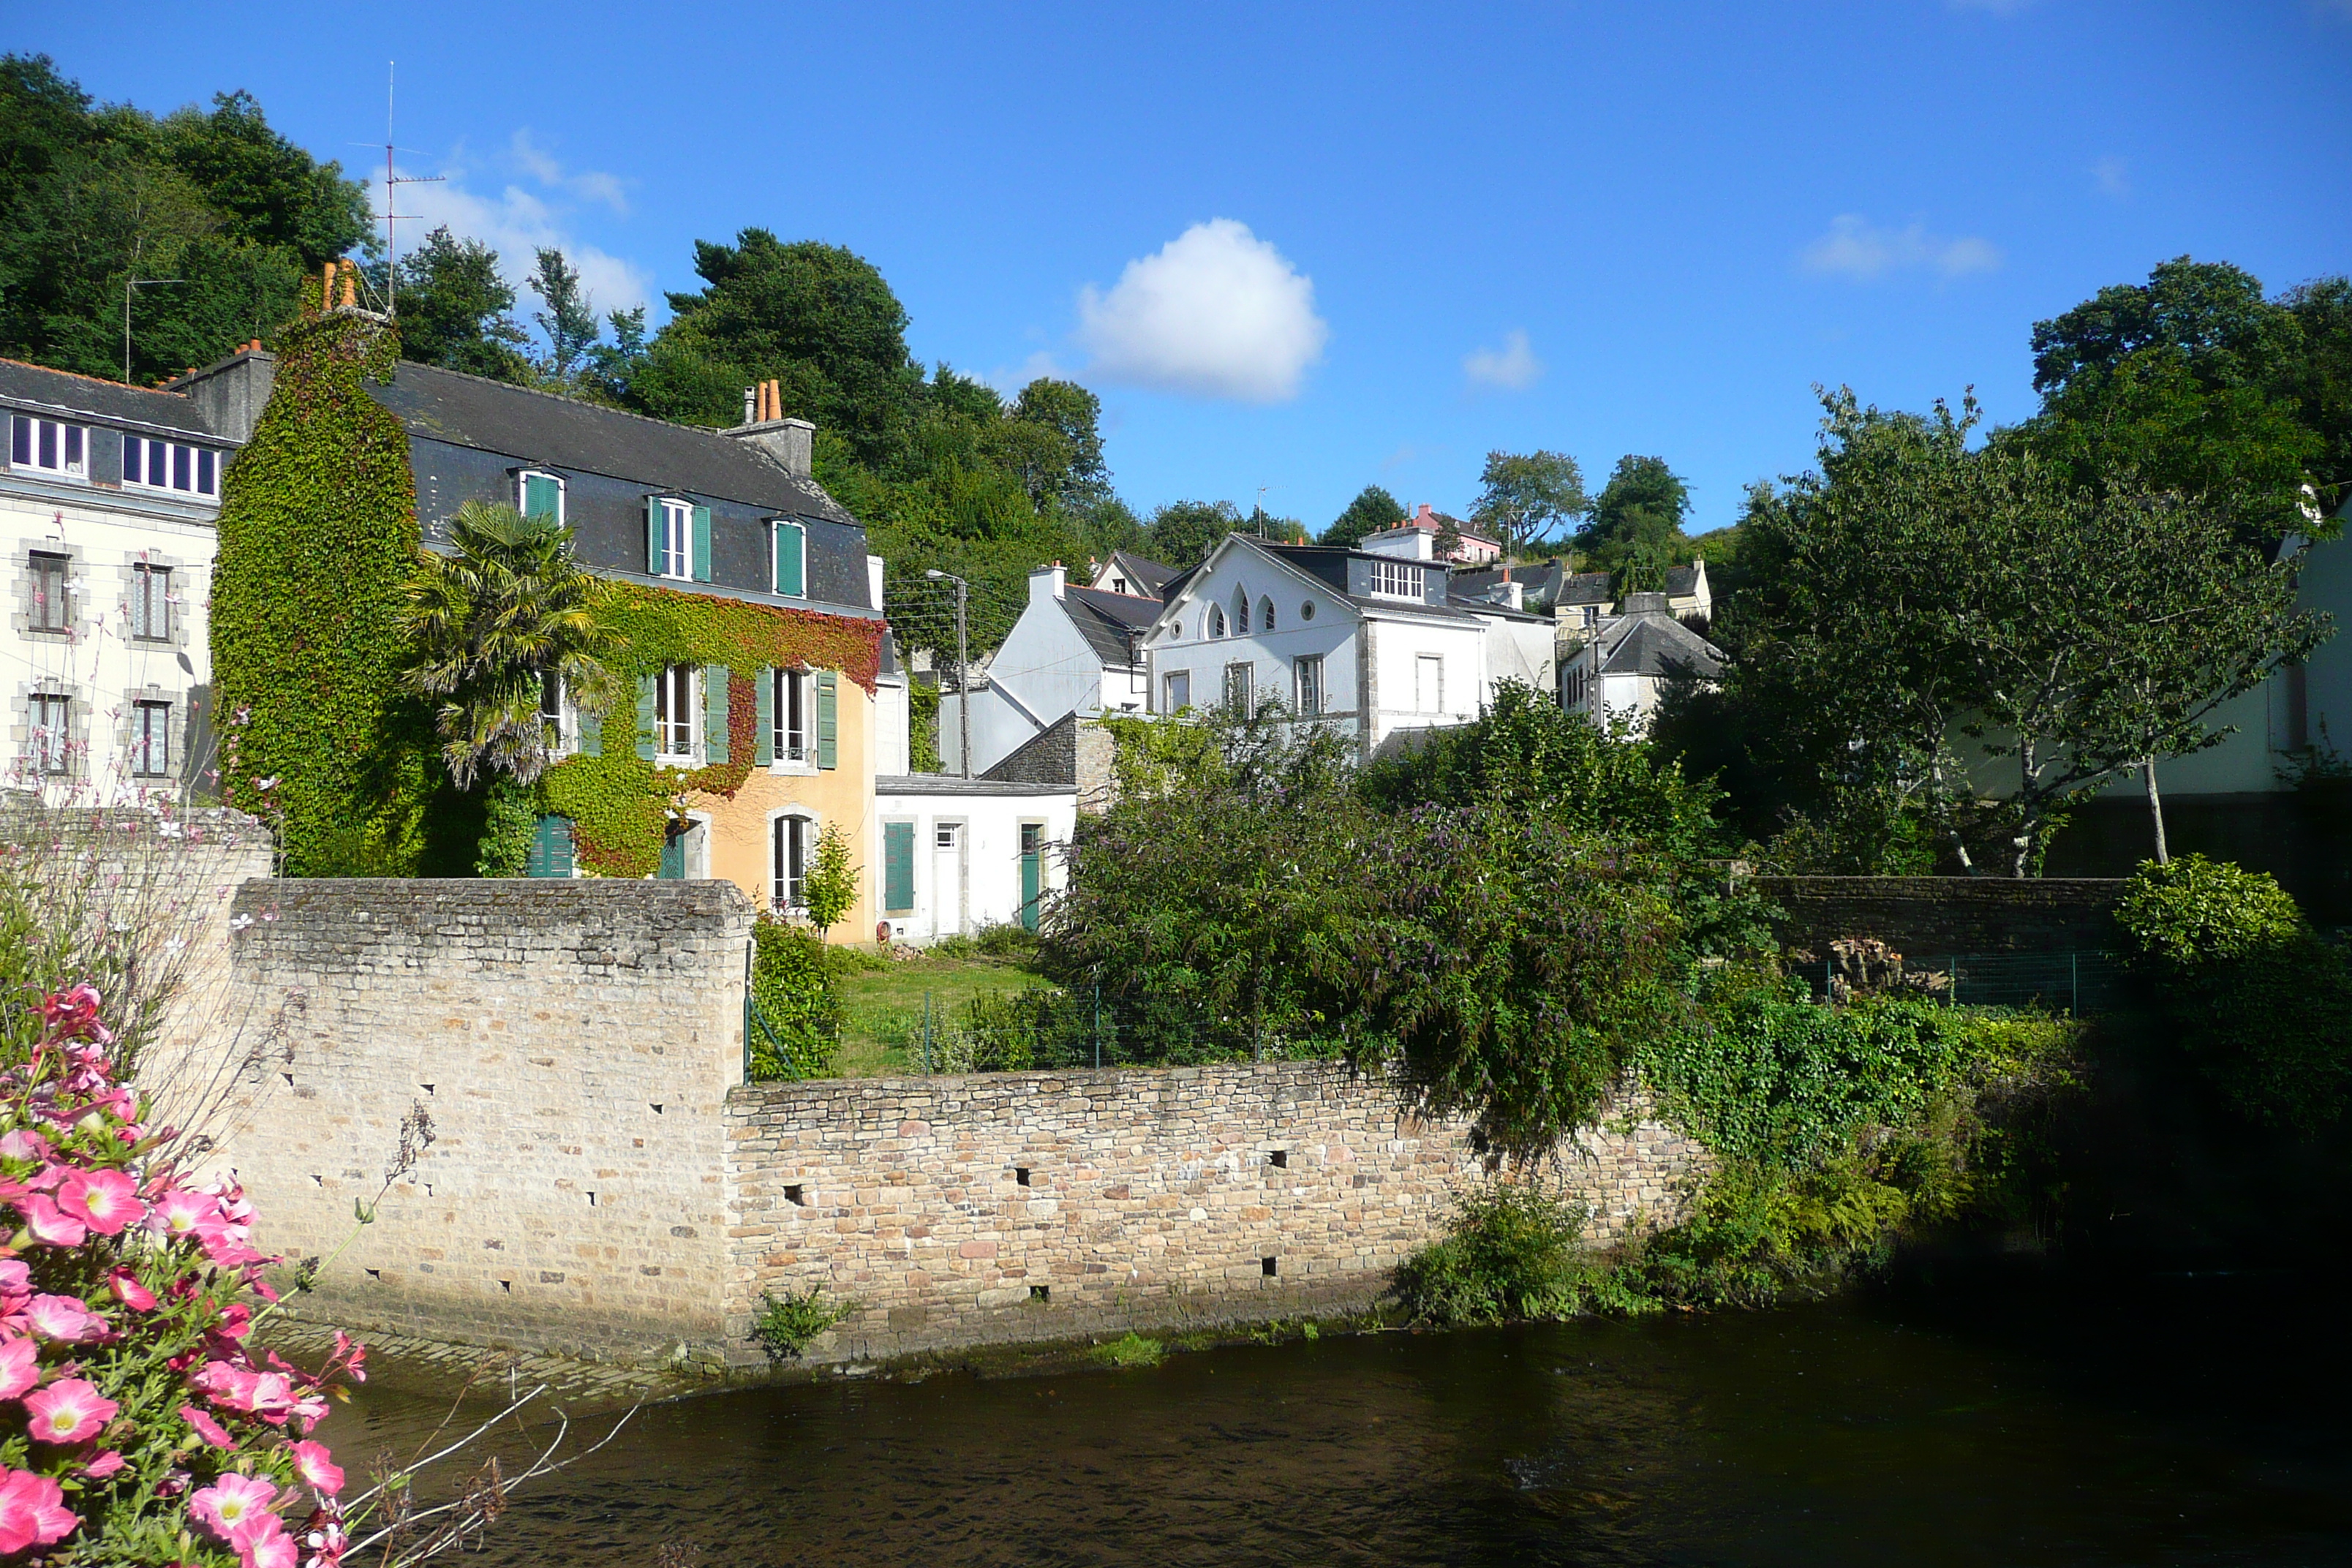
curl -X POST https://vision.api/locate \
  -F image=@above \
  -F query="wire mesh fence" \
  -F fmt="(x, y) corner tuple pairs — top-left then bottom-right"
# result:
(1799, 950), (2133, 1015)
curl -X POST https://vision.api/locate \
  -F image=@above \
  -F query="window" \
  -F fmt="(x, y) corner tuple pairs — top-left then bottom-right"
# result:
(660, 500), (693, 579)
(29, 552), (69, 633)
(1162, 670), (1191, 712)
(124, 437), (218, 497)
(10, 417), (85, 480)
(936, 823), (960, 851)
(773, 815), (813, 911)
(130, 701), (170, 777)
(1415, 654), (1444, 714)
(772, 520), (806, 598)
(655, 664), (696, 761)
(1232, 587), (1249, 636)
(540, 669), (568, 750)
(129, 563), (169, 641)
(1300, 600), (1315, 622)
(1294, 655), (1324, 717)
(1580, 606), (1599, 628)
(517, 470), (564, 524)
(1261, 598), (1275, 632)
(773, 668), (812, 761)
(29, 693), (69, 774)
(1223, 661), (1254, 717)
(1371, 560), (1425, 600)
(1111, 575), (1129, 595)
(1208, 605), (1225, 638)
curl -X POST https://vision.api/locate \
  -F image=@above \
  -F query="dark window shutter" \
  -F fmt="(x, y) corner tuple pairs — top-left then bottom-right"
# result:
(645, 497), (664, 575)
(883, 822), (914, 912)
(815, 670), (838, 770)
(703, 665), (730, 764)
(527, 815), (575, 877)
(692, 505), (713, 582)
(754, 668), (775, 766)
(635, 674), (657, 760)
(774, 521), (804, 597)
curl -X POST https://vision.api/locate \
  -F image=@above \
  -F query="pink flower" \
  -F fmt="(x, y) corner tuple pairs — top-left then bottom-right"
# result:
(25, 1294), (105, 1343)
(0, 1467), (77, 1554)
(189, 1471), (277, 1544)
(23, 1377), (116, 1443)
(39, 984), (111, 1045)
(108, 1267), (157, 1311)
(241, 1513), (297, 1568)
(180, 1404), (234, 1447)
(301, 1514), (348, 1567)
(287, 1440), (343, 1495)
(0, 1130), (50, 1163)
(0, 1261), (29, 1296)
(16, 1193), (86, 1248)
(0, 1335), (37, 1399)
(80, 1450), (124, 1480)
(146, 1185), (215, 1240)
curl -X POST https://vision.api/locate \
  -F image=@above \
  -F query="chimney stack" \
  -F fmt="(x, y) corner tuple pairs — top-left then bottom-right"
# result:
(742, 386), (757, 425)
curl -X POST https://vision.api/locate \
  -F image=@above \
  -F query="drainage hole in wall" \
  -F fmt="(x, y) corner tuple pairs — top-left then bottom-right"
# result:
(586, 1192), (597, 1207)
(310, 1175), (323, 1186)
(423, 1183), (433, 1196)
(499, 1280), (512, 1293)
(1262, 1256), (1278, 1277)
(364, 1269), (380, 1281)
(785, 1185), (806, 1207)
(650, 1104), (664, 1115)
(280, 1073), (294, 1088)
(1268, 1150), (1288, 1169)
(418, 1082), (434, 1096)
(1030, 1285), (1050, 1303)
(1015, 1167), (1032, 1187)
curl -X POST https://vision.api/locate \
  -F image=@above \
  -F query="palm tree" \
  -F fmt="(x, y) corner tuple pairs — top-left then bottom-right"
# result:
(402, 501), (620, 789)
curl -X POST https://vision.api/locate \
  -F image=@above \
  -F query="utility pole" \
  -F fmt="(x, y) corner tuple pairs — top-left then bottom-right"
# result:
(927, 569), (971, 777)
(123, 278), (183, 384)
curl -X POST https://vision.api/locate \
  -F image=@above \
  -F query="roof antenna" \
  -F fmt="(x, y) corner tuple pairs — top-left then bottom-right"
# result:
(375, 61), (443, 317)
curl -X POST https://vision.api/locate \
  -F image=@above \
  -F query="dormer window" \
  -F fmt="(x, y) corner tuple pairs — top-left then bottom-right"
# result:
(771, 519), (806, 598)
(645, 497), (709, 582)
(1371, 560), (1425, 600)
(518, 470), (565, 525)
(124, 436), (217, 497)
(10, 417), (85, 481)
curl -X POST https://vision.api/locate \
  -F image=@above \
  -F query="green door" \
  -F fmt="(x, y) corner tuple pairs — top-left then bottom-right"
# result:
(657, 826), (687, 880)
(525, 815), (574, 878)
(1019, 823), (1043, 931)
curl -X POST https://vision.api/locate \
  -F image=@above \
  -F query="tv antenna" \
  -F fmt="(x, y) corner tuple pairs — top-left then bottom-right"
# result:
(374, 61), (443, 317)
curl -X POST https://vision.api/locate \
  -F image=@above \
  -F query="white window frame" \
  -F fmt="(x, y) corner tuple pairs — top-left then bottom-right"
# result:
(516, 469), (567, 527)
(10, 416), (86, 482)
(935, 821), (960, 851)
(129, 562), (170, 642)
(540, 669), (574, 755)
(655, 663), (698, 764)
(1372, 560), (1425, 600)
(773, 668), (813, 763)
(1162, 669), (1191, 713)
(1223, 661), (1254, 717)
(1207, 605), (1225, 638)
(770, 519), (807, 598)
(130, 700), (170, 778)
(1294, 655), (1324, 717)
(1415, 653), (1444, 715)
(660, 500), (694, 581)
(772, 812), (815, 913)
(123, 436), (218, 497)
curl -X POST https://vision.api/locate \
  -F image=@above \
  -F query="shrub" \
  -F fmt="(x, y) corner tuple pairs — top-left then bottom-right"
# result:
(751, 1287), (851, 1360)
(2113, 853), (2303, 969)
(1089, 1333), (1165, 1368)
(972, 921), (1039, 960)
(747, 919), (843, 1081)
(1395, 1187), (1646, 1326)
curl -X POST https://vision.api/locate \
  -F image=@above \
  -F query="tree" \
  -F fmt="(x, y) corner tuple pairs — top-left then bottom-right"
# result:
(390, 227), (529, 382)
(1322, 484), (1406, 549)
(1145, 500), (1246, 568)
(1470, 449), (1586, 559)
(2276, 276), (2352, 513)
(527, 246), (600, 385)
(1579, 455), (1691, 590)
(1007, 378), (1109, 506)
(801, 822), (859, 936)
(401, 500), (619, 791)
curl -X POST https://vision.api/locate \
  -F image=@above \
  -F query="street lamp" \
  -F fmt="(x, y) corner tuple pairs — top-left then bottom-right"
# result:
(925, 568), (970, 778)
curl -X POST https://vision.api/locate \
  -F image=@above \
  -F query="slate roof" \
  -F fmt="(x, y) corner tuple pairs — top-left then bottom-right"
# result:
(1100, 549), (1179, 598)
(1592, 611), (1722, 681)
(1060, 584), (1158, 667)
(368, 362), (852, 521)
(0, 358), (222, 439)
(1447, 560), (1568, 608)
(1256, 543), (1482, 619)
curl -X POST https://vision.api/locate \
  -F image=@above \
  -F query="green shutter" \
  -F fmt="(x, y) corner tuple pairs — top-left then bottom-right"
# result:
(636, 674), (657, 760)
(527, 815), (574, 878)
(754, 668), (775, 766)
(883, 821), (914, 912)
(703, 665), (730, 764)
(774, 521), (804, 597)
(644, 497), (664, 575)
(523, 473), (559, 521)
(815, 669), (838, 771)
(692, 505), (713, 582)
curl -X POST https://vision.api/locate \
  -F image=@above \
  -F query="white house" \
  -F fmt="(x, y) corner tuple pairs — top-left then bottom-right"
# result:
(1557, 593), (1724, 726)
(1363, 502), (1503, 564)
(1, 358), (238, 802)
(938, 562), (1161, 774)
(1140, 532), (1553, 760)
(872, 776), (1077, 944)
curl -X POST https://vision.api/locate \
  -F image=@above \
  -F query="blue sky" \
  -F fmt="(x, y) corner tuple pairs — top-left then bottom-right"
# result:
(19, 1), (2352, 535)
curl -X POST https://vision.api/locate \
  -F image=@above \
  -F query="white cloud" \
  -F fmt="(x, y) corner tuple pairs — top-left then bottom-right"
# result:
(507, 131), (630, 214)
(1077, 219), (1329, 402)
(1462, 328), (1543, 392)
(1799, 214), (2003, 282)
(984, 350), (1066, 396)
(2091, 156), (2130, 199)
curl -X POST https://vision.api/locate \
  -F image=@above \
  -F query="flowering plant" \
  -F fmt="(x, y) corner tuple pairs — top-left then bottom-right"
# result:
(0, 984), (359, 1567)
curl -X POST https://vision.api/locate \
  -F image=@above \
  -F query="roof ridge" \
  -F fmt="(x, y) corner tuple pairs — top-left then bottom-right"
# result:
(0, 356), (193, 399)
(394, 360), (754, 442)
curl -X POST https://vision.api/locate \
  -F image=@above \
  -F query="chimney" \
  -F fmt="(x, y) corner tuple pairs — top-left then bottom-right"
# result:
(1029, 562), (1066, 606)
(1501, 581), (1524, 611)
(725, 382), (816, 478)
(867, 553), (886, 611)
(1414, 502), (1436, 529)
(1623, 591), (1670, 615)
(742, 386), (757, 426)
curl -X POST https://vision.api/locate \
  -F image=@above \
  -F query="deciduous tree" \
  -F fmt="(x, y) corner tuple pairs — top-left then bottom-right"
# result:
(1471, 449), (1586, 559)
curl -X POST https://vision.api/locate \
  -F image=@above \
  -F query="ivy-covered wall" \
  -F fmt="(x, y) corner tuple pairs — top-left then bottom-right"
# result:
(210, 299), (437, 874)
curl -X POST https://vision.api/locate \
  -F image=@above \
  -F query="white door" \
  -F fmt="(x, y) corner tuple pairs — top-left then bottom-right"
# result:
(932, 822), (966, 940)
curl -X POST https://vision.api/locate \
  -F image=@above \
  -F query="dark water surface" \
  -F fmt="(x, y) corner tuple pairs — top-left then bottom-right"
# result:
(317, 1270), (2351, 1567)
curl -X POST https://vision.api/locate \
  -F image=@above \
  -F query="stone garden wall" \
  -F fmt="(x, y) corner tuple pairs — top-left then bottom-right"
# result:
(1759, 874), (2127, 958)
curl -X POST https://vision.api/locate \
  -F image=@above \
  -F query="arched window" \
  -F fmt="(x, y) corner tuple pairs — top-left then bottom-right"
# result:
(1233, 587), (1250, 637)
(1260, 597), (1275, 632)
(772, 813), (815, 912)
(1208, 605), (1226, 638)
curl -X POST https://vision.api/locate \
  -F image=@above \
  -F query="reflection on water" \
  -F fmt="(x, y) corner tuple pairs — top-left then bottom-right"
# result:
(315, 1270), (2351, 1567)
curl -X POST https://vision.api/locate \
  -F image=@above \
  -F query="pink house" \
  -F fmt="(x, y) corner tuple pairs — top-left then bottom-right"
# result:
(1362, 502), (1504, 565)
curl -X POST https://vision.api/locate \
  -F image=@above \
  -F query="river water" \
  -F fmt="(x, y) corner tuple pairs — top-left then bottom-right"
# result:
(316, 1268), (2349, 1567)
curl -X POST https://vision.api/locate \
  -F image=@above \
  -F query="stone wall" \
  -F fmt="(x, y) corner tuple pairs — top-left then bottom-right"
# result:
(724, 1064), (1707, 1364)
(1758, 875), (2127, 958)
(206, 879), (754, 1360)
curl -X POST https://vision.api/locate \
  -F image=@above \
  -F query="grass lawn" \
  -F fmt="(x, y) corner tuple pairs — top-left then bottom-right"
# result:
(833, 954), (1054, 1077)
